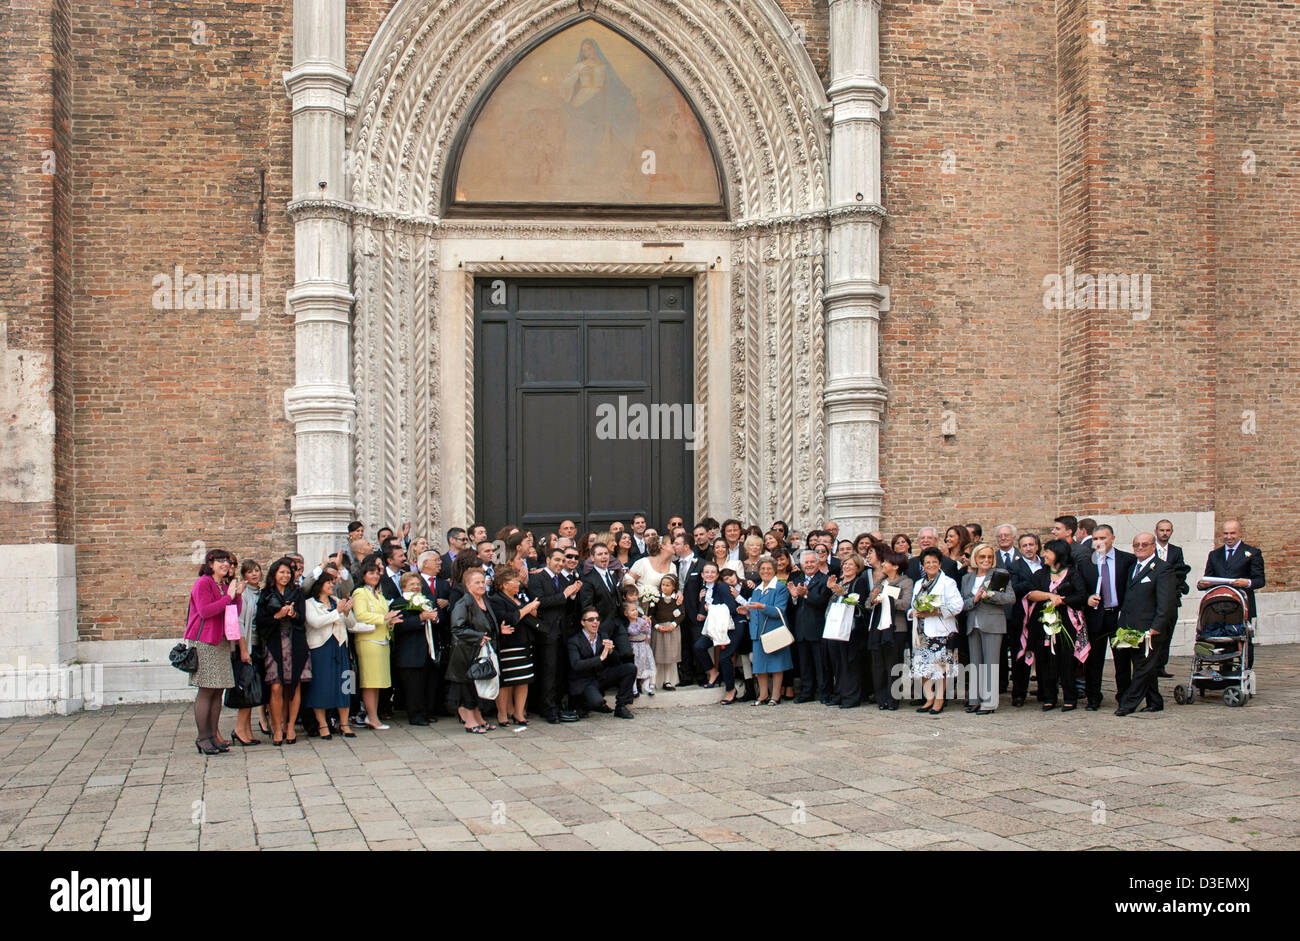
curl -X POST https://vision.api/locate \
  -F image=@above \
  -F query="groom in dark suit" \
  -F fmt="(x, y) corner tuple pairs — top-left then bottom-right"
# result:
(1115, 533), (1177, 715)
(1197, 519), (1265, 619)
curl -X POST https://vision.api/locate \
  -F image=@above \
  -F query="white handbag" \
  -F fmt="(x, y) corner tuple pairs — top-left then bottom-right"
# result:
(823, 602), (854, 642)
(760, 606), (794, 654)
(473, 642), (500, 700)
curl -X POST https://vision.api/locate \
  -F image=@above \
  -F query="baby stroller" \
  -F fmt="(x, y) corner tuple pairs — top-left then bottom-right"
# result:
(1173, 585), (1255, 707)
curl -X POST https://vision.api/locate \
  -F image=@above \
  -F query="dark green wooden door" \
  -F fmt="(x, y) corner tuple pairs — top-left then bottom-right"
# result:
(475, 278), (694, 536)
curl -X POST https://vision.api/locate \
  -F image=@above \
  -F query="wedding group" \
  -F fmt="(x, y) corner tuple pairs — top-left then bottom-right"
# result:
(178, 511), (1263, 751)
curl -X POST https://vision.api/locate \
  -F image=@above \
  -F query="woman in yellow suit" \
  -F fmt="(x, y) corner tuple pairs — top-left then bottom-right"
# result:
(351, 559), (401, 730)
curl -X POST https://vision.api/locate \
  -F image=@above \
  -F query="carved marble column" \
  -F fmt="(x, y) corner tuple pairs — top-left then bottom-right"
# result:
(824, 0), (888, 533)
(284, 0), (355, 563)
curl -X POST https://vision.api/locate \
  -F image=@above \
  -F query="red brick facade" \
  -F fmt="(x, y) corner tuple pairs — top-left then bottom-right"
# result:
(1, 1), (1294, 645)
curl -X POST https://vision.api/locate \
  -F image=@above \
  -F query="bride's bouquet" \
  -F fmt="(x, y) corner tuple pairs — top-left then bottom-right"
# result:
(401, 591), (433, 613)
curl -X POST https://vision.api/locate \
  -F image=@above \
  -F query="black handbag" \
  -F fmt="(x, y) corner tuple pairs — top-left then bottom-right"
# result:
(169, 642), (198, 673)
(224, 655), (265, 708)
(466, 650), (497, 681)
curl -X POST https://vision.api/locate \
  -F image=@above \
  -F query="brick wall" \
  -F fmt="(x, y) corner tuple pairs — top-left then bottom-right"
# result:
(68, 4), (298, 641)
(1212, 0), (1300, 590)
(877, 0), (1061, 538)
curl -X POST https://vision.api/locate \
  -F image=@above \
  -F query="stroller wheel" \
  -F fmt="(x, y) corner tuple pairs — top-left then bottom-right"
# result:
(1173, 685), (1188, 705)
(1222, 686), (1244, 707)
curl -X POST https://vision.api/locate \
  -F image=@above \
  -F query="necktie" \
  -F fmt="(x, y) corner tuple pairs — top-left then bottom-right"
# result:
(1002, 551), (1012, 566)
(603, 570), (612, 594)
(553, 573), (560, 589)
(1100, 557), (1114, 607)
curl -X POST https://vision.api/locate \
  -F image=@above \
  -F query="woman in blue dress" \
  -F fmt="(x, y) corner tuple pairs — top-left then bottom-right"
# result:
(746, 557), (793, 705)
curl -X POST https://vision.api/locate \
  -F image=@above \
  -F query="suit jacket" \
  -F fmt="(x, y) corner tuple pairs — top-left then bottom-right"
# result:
(1157, 543), (1191, 604)
(382, 572), (438, 669)
(1202, 542), (1265, 618)
(1075, 547), (1137, 636)
(421, 574), (452, 651)
(528, 567), (574, 638)
(960, 570), (1017, 636)
(1006, 557), (1044, 633)
(1119, 556), (1177, 636)
(566, 625), (628, 694)
(579, 567), (622, 622)
(1070, 537), (1094, 567)
(489, 591), (536, 649)
(790, 570), (831, 642)
(597, 610), (636, 665)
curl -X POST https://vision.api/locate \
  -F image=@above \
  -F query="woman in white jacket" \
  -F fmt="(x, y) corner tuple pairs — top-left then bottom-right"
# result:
(908, 547), (964, 715)
(304, 570), (357, 739)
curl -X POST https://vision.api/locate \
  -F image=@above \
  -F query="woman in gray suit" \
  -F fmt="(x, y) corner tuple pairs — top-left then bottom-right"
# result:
(961, 544), (1016, 714)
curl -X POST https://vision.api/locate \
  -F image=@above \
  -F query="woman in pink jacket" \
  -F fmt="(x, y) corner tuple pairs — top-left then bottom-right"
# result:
(185, 549), (245, 755)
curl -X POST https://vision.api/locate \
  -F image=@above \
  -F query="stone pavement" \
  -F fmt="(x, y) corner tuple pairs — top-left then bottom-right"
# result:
(2, 647), (1297, 851)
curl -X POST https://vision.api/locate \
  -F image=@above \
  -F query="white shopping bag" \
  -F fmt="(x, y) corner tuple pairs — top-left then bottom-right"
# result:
(473, 643), (500, 700)
(823, 602), (854, 641)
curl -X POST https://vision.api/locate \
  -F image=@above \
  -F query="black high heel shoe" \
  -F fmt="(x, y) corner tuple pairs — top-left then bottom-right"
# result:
(195, 738), (222, 755)
(229, 730), (260, 747)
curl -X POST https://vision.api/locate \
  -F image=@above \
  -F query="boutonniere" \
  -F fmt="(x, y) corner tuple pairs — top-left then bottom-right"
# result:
(1244, 551), (1252, 558)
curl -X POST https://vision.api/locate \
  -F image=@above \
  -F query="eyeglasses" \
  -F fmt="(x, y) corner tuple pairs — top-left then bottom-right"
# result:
(564, 554), (580, 560)
(581, 616), (600, 623)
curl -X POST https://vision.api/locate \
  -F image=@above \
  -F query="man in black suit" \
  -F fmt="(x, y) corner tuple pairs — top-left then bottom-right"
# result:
(628, 513), (650, 562)
(1115, 532), (1177, 715)
(691, 523), (712, 560)
(527, 547), (583, 723)
(672, 533), (707, 686)
(440, 527), (469, 576)
(1153, 519), (1192, 677)
(790, 549), (832, 703)
(1078, 524), (1137, 710)
(579, 543), (622, 622)
(1007, 533), (1045, 706)
(1198, 518), (1265, 670)
(907, 527), (959, 582)
(1197, 518), (1265, 618)
(568, 607), (636, 719)
(417, 551), (452, 718)
(992, 524), (1022, 692)
(381, 559), (441, 725)
(1069, 517), (1097, 566)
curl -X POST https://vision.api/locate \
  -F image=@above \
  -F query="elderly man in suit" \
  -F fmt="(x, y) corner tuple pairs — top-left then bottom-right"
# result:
(1115, 533), (1178, 715)
(790, 549), (832, 703)
(1152, 519), (1192, 677)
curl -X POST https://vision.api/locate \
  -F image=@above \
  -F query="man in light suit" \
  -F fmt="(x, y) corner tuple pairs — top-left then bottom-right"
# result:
(1153, 519), (1192, 677)
(1115, 533), (1177, 715)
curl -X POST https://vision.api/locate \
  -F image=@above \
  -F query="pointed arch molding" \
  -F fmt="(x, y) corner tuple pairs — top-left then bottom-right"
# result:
(329, 0), (843, 539)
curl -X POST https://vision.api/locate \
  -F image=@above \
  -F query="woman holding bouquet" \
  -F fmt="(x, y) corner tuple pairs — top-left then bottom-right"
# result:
(867, 551), (913, 710)
(1022, 539), (1090, 711)
(825, 553), (870, 708)
(907, 547), (964, 715)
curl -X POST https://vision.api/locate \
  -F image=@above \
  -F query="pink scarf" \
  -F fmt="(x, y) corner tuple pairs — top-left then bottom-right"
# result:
(1018, 569), (1090, 666)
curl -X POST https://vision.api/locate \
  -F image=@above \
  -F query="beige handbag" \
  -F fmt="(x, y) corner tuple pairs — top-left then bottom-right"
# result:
(760, 606), (794, 653)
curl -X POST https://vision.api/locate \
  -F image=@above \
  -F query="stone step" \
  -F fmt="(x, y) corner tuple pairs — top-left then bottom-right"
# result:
(632, 684), (728, 709)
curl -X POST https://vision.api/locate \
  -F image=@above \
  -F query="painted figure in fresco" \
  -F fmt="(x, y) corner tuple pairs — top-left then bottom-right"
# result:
(560, 37), (640, 187)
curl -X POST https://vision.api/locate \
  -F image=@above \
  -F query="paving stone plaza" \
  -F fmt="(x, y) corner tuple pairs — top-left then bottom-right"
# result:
(1, 647), (1295, 852)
